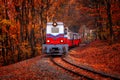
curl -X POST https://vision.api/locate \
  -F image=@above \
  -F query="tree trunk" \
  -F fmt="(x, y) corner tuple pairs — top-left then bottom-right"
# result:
(106, 0), (114, 44)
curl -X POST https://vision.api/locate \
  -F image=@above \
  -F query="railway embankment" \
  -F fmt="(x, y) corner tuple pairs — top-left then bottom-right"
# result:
(68, 40), (120, 77)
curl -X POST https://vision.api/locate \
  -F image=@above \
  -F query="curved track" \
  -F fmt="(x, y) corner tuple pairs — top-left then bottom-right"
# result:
(50, 56), (120, 80)
(50, 56), (93, 80)
(62, 56), (120, 80)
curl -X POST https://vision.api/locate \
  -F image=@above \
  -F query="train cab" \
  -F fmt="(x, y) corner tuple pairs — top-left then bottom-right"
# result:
(42, 22), (68, 55)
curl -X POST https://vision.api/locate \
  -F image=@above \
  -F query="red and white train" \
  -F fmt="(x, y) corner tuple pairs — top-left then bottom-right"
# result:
(42, 22), (81, 55)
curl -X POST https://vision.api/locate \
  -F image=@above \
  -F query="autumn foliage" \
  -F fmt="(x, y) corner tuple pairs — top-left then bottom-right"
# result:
(0, 0), (120, 66)
(70, 40), (120, 74)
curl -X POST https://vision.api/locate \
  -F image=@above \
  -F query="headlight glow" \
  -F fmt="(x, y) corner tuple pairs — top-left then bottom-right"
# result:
(47, 40), (50, 42)
(60, 40), (64, 42)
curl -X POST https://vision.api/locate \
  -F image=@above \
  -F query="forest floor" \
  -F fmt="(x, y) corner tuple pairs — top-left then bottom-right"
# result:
(0, 55), (74, 80)
(68, 40), (120, 75)
(0, 40), (120, 80)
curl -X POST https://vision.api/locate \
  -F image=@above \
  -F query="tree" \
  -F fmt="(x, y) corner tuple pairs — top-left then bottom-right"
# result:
(105, 0), (114, 44)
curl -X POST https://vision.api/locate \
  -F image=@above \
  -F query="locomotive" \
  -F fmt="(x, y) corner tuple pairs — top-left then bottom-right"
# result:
(42, 22), (81, 55)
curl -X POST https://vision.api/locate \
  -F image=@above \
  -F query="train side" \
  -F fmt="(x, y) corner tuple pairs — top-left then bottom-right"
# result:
(64, 27), (81, 47)
(42, 22), (81, 55)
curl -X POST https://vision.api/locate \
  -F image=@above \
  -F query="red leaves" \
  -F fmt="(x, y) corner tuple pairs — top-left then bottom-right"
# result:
(70, 40), (120, 74)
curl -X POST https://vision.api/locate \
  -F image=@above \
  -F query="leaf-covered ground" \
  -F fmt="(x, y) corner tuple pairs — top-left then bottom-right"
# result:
(0, 40), (120, 79)
(69, 40), (120, 75)
(0, 56), (74, 80)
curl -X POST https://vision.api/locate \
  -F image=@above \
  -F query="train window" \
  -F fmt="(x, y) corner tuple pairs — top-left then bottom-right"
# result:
(51, 27), (59, 33)
(64, 29), (67, 35)
(73, 35), (76, 39)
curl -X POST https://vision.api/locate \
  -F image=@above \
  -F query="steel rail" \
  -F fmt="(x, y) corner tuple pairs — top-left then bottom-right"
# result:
(50, 57), (94, 80)
(62, 57), (120, 80)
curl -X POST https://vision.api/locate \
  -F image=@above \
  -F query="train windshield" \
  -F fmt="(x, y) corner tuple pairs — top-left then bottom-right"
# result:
(51, 27), (59, 33)
(64, 29), (67, 35)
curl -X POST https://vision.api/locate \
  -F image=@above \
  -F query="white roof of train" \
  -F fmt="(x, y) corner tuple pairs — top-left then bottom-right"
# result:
(47, 22), (63, 25)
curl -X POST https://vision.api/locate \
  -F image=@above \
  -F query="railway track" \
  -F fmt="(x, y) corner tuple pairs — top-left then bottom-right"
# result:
(50, 56), (120, 80)
(63, 56), (120, 80)
(51, 57), (92, 80)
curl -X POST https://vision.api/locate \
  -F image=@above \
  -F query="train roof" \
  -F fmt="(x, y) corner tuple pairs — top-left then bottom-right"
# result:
(47, 22), (63, 25)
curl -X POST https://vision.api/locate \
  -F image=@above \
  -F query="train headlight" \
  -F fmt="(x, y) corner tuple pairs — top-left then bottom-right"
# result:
(60, 40), (64, 42)
(52, 22), (57, 27)
(47, 40), (50, 42)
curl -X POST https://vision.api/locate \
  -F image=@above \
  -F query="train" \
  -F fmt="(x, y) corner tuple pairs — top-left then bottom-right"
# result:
(42, 22), (81, 55)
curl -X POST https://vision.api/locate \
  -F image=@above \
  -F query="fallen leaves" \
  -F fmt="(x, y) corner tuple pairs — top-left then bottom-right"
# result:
(70, 40), (120, 74)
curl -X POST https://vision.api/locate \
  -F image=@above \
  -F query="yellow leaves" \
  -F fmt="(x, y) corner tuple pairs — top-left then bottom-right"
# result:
(70, 50), (77, 54)
(35, 44), (42, 50)
(0, 19), (13, 26)
(10, 34), (16, 39)
(0, 19), (18, 41)
(0, 35), (6, 41)
(36, 46), (42, 50)
(22, 41), (29, 46)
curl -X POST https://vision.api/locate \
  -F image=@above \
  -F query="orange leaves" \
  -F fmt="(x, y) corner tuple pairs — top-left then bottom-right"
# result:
(2, 26), (8, 33)
(9, 26), (17, 34)
(110, 1), (120, 24)
(0, 18), (19, 44)
(113, 25), (120, 35)
(89, 13), (99, 17)
(71, 40), (120, 74)
(0, 19), (13, 26)
(21, 41), (29, 46)
(111, 2), (120, 11)
(10, 34), (16, 39)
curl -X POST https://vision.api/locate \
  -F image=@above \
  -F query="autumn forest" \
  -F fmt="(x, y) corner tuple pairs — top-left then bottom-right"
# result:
(0, 0), (120, 66)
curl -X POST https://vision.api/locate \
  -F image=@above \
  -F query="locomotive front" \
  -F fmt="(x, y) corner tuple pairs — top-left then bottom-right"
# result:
(42, 22), (68, 55)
